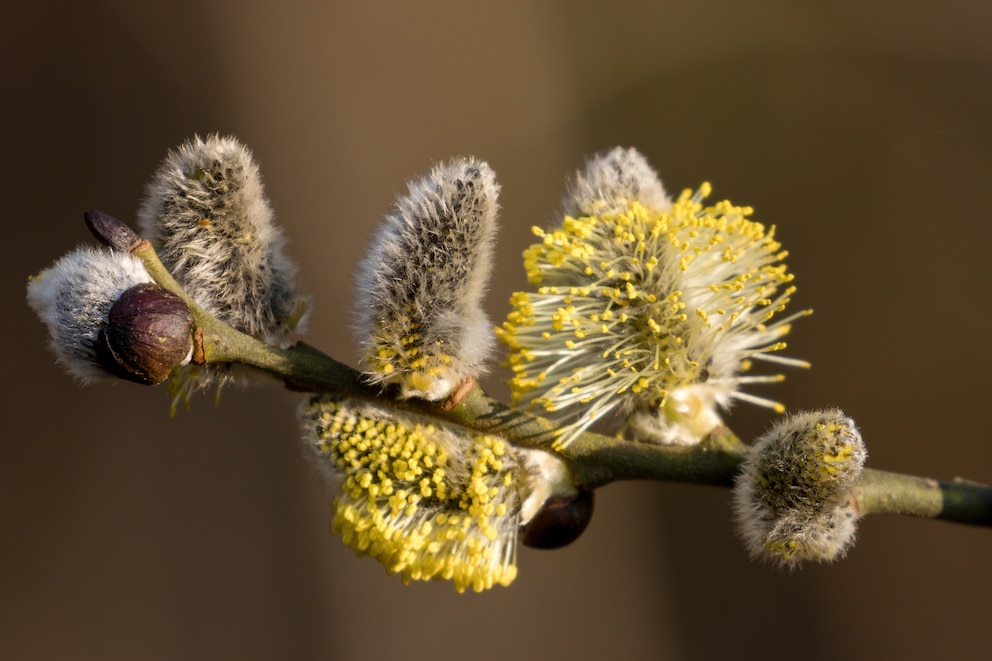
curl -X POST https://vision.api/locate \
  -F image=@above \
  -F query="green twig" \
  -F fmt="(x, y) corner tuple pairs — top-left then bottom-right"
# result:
(855, 470), (992, 524)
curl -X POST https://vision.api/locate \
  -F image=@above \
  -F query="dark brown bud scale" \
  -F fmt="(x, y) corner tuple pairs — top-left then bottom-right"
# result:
(521, 488), (595, 550)
(95, 283), (194, 385)
(84, 209), (142, 252)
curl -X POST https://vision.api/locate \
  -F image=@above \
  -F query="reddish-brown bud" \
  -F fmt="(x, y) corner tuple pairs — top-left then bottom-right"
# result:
(95, 283), (194, 385)
(521, 488), (595, 549)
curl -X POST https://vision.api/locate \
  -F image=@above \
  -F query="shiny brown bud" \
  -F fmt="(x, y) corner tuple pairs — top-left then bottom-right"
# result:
(521, 488), (595, 550)
(95, 283), (194, 385)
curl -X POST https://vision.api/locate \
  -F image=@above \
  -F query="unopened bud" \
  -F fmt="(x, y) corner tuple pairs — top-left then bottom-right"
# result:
(96, 283), (194, 385)
(84, 209), (142, 252)
(521, 488), (594, 549)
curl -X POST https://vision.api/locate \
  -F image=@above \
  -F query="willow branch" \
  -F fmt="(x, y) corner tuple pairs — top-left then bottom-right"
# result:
(181, 323), (992, 528)
(855, 470), (992, 524)
(120, 233), (992, 530)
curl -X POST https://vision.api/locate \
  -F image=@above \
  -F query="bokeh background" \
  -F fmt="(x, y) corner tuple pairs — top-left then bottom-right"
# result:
(5, 2), (992, 659)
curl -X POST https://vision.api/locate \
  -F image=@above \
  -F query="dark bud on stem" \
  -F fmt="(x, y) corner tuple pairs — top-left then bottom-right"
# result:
(84, 209), (143, 252)
(521, 488), (595, 549)
(95, 283), (194, 385)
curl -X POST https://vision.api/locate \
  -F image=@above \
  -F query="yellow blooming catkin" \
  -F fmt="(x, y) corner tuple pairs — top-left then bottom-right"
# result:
(733, 409), (866, 569)
(300, 394), (522, 592)
(497, 147), (810, 447)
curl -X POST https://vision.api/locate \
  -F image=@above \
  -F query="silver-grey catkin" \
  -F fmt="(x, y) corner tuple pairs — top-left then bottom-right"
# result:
(561, 146), (671, 218)
(137, 134), (307, 343)
(353, 157), (499, 400)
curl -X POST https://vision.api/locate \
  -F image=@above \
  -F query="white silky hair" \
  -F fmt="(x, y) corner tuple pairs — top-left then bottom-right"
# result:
(561, 146), (672, 218)
(27, 247), (152, 383)
(353, 157), (500, 398)
(137, 134), (306, 344)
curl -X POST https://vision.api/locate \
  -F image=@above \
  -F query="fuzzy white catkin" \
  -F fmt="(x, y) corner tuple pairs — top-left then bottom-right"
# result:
(561, 146), (671, 218)
(26, 247), (153, 383)
(354, 157), (499, 400)
(137, 134), (306, 343)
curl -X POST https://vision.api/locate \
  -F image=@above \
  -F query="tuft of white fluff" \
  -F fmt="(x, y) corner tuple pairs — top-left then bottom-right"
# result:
(561, 146), (671, 218)
(27, 247), (153, 383)
(137, 134), (307, 343)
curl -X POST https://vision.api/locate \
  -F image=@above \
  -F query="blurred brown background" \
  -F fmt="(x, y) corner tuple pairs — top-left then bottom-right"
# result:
(5, 2), (992, 659)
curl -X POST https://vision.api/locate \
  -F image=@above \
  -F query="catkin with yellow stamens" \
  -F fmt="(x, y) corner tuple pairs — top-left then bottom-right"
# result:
(354, 158), (499, 401)
(498, 147), (809, 447)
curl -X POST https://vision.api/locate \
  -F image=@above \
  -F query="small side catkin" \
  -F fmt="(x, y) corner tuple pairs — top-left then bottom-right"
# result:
(561, 146), (671, 218)
(137, 134), (307, 343)
(27, 246), (157, 383)
(354, 158), (499, 401)
(733, 409), (866, 569)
